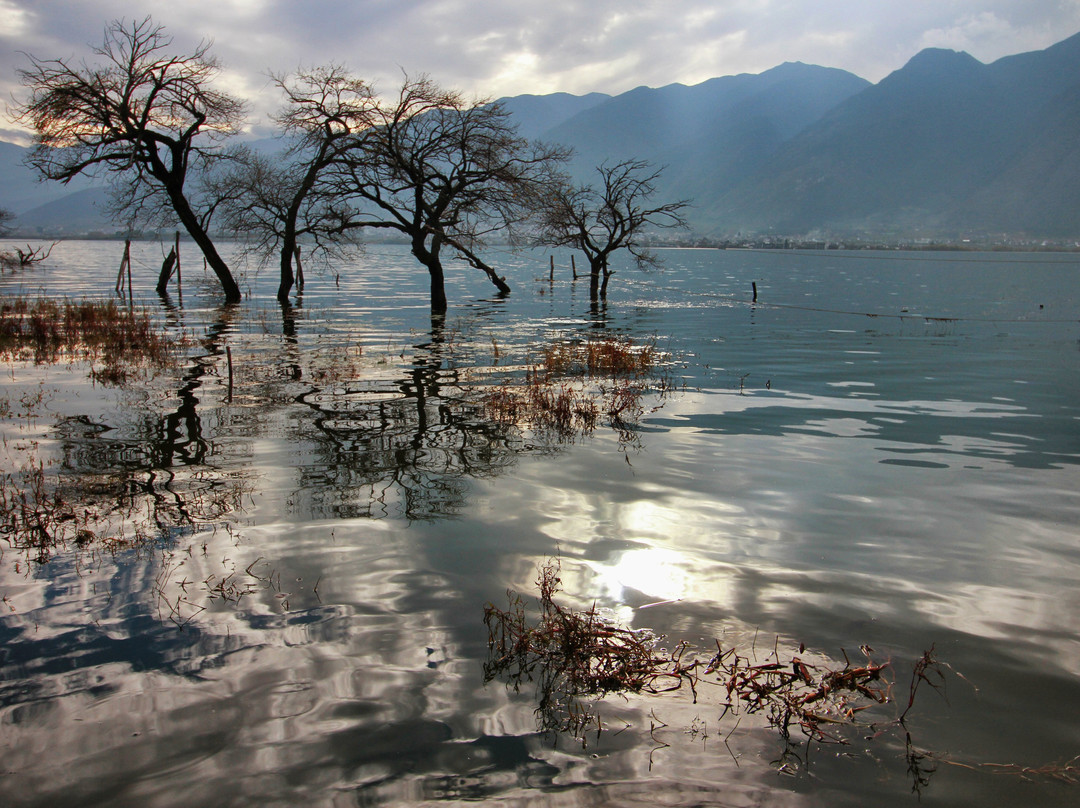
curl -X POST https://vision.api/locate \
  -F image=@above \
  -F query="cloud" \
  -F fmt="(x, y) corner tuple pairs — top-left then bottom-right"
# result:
(916, 7), (1073, 60)
(3, 0), (1079, 142)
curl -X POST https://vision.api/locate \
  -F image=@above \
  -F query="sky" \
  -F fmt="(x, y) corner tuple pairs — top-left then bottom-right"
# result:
(3, 0), (1079, 141)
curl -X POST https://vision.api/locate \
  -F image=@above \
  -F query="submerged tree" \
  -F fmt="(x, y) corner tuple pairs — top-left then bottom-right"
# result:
(13, 17), (246, 303)
(536, 160), (689, 301)
(219, 65), (378, 303)
(328, 75), (568, 314)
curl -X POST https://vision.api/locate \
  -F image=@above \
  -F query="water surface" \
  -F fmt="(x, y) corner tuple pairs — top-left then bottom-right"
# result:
(1, 240), (1078, 806)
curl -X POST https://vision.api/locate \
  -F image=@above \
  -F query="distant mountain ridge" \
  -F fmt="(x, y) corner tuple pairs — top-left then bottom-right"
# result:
(4, 32), (1080, 239)
(537, 62), (870, 169)
(697, 30), (1080, 237)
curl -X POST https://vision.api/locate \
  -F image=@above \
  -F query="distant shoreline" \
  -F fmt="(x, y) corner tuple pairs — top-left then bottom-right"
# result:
(4, 234), (1080, 255)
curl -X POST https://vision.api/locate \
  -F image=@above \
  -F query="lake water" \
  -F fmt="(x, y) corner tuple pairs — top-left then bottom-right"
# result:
(1, 240), (1078, 807)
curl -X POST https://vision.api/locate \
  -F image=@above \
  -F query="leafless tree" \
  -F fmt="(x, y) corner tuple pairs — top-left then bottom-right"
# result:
(13, 17), (247, 303)
(219, 65), (378, 303)
(536, 160), (690, 301)
(328, 75), (568, 314)
(0, 208), (13, 237)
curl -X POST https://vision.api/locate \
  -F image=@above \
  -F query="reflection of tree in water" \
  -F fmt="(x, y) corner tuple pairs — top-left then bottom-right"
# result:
(3, 292), (675, 555)
(1, 307), (256, 564)
(292, 326), (527, 520)
(268, 307), (672, 521)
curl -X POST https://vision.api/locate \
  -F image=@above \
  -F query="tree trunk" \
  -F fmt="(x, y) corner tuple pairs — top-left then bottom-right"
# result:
(277, 239), (296, 304)
(166, 184), (242, 304)
(413, 234), (448, 314)
(428, 259), (448, 314)
(588, 259), (603, 302)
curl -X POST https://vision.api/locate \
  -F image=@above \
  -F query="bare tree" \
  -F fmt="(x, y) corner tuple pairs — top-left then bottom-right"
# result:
(329, 75), (568, 314)
(13, 17), (246, 303)
(219, 65), (378, 303)
(536, 160), (689, 301)
(0, 208), (13, 236)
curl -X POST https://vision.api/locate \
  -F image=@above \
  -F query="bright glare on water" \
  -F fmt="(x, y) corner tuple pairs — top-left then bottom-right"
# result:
(0, 239), (1078, 807)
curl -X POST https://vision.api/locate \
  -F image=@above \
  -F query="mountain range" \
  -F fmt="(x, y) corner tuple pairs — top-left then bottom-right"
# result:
(4, 31), (1080, 240)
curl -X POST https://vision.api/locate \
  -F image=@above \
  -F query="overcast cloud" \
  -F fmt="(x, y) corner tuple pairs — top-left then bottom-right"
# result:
(3, 0), (1079, 140)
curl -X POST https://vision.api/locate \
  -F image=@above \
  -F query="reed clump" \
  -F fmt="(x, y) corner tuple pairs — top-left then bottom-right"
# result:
(538, 335), (659, 379)
(0, 450), (246, 566)
(0, 296), (179, 382)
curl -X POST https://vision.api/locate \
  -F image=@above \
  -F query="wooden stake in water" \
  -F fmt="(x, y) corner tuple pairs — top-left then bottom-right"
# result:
(156, 248), (177, 295)
(156, 232), (184, 297)
(550, 255), (555, 282)
(571, 254), (577, 279)
(115, 240), (131, 294)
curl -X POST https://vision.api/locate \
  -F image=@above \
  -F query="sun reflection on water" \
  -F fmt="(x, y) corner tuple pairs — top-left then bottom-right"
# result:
(589, 545), (690, 605)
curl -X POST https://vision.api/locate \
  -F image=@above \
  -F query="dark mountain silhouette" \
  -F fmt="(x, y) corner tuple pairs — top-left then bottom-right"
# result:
(539, 62), (869, 176)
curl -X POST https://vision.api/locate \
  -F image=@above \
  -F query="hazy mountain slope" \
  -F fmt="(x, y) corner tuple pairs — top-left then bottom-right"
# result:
(703, 32), (1080, 236)
(534, 62), (870, 185)
(656, 64), (874, 222)
(14, 187), (115, 235)
(0, 140), (97, 215)
(956, 80), (1080, 235)
(494, 92), (611, 140)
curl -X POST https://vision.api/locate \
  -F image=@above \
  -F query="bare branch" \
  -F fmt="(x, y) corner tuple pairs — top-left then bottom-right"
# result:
(217, 64), (378, 302)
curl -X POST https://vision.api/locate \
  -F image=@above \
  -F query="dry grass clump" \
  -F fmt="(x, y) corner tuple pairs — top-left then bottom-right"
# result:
(482, 335), (674, 437)
(538, 335), (659, 378)
(0, 296), (179, 383)
(485, 558), (691, 698)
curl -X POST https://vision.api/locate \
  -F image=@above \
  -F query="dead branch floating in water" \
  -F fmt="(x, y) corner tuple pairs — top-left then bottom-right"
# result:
(484, 557), (910, 747)
(485, 560), (1080, 791)
(0, 243), (55, 270)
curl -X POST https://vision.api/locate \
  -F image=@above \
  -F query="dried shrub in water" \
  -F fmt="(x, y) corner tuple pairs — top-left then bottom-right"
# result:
(485, 558), (937, 750)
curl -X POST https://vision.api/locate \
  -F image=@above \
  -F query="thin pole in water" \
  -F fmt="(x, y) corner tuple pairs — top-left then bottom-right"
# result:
(226, 346), (234, 403)
(175, 231), (182, 302)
